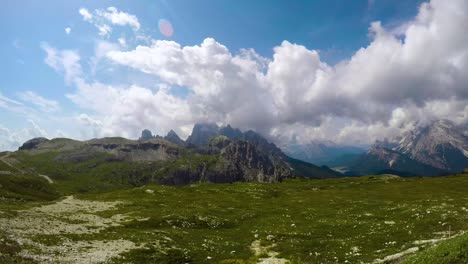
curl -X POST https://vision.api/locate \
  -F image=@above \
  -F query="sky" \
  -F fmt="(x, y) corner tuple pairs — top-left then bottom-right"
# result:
(1, 0), (467, 151)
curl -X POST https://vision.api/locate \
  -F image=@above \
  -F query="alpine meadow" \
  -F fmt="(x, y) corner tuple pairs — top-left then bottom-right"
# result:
(0, 0), (467, 263)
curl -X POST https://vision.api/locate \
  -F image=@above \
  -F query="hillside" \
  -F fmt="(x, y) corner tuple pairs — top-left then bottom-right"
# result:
(348, 120), (468, 176)
(3, 127), (339, 194)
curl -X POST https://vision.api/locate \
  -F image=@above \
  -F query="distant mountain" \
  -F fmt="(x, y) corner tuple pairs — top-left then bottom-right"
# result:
(139, 129), (185, 146)
(164, 130), (185, 146)
(349, 120), (468, 176)
(393, 119), (468, 172)
(282, 140), (365, 166)
(183, 123), (341, 178)
(13, 124), (340, 189)
(219, 124), (243, 140)
(185, 123), (220, 147)
(348, 143), (447, 176)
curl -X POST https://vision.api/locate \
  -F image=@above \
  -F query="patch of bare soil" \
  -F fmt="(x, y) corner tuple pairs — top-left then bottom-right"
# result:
(0, 196), (141, 263)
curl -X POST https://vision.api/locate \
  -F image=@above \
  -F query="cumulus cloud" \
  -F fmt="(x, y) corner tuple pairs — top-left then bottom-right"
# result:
(68, 82), (193, 138)
(78, 6), (140, 37)
(17, 91), (60, 112)
(0, 120), (48, 151)
(39, 0), (468, 145)
(97, 7), (140, 30)
(103, 0), (467, 144)
(41, 43), (82, 85)
(65, 27), (71, 35)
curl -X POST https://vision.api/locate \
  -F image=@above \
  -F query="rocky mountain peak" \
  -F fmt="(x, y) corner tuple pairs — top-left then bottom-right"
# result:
(139, 129), (155, 141)
(185, 123), (220, 147)
(351, 119), (468, 176)
(164, 130), (185, 146)
(393, 119), (468, 171)
(219, 124), (243, 140)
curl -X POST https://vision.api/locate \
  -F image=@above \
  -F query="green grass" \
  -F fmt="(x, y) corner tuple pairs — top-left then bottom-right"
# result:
(0, 173), (60, 202)
(1, 170), (467, 263)
(402, 232), (468, 263)
(72, 174), (467, 263)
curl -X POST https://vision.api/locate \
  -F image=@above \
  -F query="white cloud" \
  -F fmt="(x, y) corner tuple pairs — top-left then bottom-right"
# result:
(67, 82), (193, 139)
(65, 27), (71, 35)
(78, 6), (140, 37)
(101, 0), (468, 144)
(17, 91), (60, 113)
(97, 24), (112, 37)
(0, 92), (33, 116)
(97, 6), (140, 31)
(0, 120), (48, 151)
(79, 8), (93, 22)
(40, 42), (82, 85)
(34, 0), (467, 146)
(118, 37), (127, 47)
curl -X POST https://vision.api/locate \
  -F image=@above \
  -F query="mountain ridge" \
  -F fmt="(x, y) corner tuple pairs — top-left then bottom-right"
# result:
(348, 119), (467, 176)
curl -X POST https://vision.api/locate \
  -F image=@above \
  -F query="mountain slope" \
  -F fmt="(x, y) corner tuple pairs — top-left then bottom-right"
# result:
(183, 123), (342, 178)
(349, 120), (467, 176)
(349, 144), (448, 176)
(283, 140), (365, 165)
(394, 119), (468, 172)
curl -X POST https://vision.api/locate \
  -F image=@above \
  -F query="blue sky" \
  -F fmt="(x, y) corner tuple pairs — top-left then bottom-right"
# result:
(1, 0), (466, 150)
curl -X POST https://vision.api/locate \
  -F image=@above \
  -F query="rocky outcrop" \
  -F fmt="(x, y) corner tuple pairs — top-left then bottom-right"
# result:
(160, 139), (292, 185)
(208, 135), (232, 153)
(18, 137), (49, 150)
(219, 140), (291, 182)
(139, 129), (155, 141)
(87, 138), (181, 162)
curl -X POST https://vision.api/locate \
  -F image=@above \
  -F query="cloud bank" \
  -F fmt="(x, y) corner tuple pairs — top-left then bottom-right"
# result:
(47, 0), (468, 146)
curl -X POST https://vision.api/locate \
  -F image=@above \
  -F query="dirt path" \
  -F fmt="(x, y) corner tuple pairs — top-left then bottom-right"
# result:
(38, 174), (54, 184)
(1, 152), (55, 184)
(0, 152), (22, 173)
(0, 196), (140, 263)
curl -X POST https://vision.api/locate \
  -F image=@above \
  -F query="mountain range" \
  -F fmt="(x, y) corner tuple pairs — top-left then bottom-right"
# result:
(8, 123), (339, 191)
(281, 140), (365, 166)
(346, 120), (468, 176)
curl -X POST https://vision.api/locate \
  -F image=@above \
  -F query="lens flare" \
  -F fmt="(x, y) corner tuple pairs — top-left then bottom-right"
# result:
(159, 19), (174, 38)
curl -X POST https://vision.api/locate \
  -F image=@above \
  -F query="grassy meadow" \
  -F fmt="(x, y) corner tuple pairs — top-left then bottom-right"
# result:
(0, 167), (467, 263)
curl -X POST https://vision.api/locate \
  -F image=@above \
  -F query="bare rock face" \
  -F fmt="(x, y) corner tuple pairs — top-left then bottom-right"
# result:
(87, 138), (181, 162)
(393, 120), (468, 172)
(160, 140), (292, 185)
(350, 119), (468, 176)
(351, 144), (446, 176)
(221, 141), (286, 182)
(208, 135), (232, 153)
